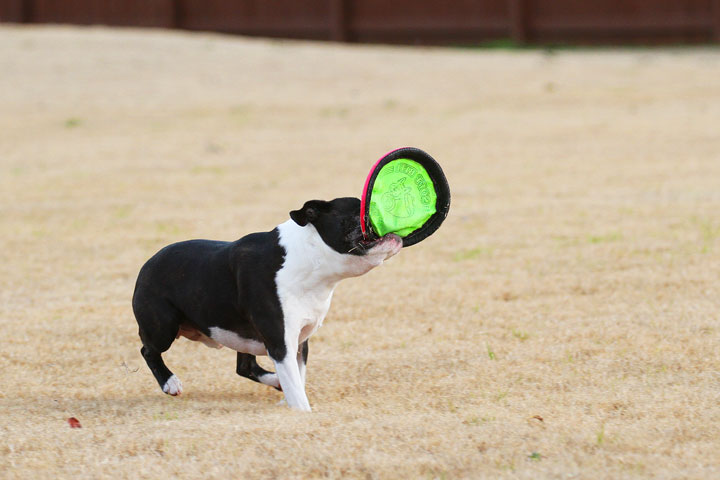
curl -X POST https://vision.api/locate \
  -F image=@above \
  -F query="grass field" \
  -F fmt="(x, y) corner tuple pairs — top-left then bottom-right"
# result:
(1, 25), (719, 479)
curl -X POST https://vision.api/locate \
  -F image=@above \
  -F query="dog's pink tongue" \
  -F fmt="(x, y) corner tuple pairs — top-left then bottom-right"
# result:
(380, 234), (403, 257)
(382, 233), (401, 242)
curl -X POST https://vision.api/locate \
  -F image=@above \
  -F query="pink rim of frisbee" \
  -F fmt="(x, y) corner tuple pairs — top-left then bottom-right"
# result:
(360, 148), (401, 239)
(360, 147), (451, 248)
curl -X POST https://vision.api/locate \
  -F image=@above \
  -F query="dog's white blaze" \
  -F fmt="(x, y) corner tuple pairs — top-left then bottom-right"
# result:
(275, 219), (400, 341)
(208, 327), (267, 355)
(272, 220), (402, 411)
(163, 375), (182, 396)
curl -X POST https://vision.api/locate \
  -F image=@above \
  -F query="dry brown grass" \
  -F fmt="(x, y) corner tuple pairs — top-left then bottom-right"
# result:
(1, 25), (720, 479)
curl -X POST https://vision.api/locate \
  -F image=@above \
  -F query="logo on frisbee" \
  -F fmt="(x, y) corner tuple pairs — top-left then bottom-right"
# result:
(381, 177), (416, 218)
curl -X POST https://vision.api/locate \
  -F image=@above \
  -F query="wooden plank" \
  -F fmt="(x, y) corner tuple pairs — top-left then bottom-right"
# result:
(534, 17), (713, 33)
(22, 0), (33, 22)
(508, 0), (528, 44)
(0, 0), (27, 22)
(328, 0), (349, 42)
(352, 18), (507, 32)
(172, 0), (184, 29)
(714, 0), (720, 42)
(27, 0), (175, 27)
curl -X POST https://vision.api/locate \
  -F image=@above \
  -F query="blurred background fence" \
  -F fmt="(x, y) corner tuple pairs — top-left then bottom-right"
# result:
(1, 0), (719, 45)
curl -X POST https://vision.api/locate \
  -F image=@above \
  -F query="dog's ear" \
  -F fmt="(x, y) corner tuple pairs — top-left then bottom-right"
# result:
(290, 200), (325, 226)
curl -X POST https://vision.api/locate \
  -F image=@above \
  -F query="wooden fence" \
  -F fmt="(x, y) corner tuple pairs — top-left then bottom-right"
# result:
(1, 0), (719, 45)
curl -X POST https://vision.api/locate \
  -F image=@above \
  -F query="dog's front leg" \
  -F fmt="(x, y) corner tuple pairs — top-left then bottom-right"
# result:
(297, 340), (309, 388)
(272, 356), (310, 411)
(245, 302), (310, 410)
(271, 335), (311, 412)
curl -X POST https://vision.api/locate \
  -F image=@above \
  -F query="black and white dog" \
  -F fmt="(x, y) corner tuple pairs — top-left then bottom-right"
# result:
(132, 197), (402, 411)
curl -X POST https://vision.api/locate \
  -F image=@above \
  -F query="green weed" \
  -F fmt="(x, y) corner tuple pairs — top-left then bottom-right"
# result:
(113, 206), (133, 219)
(383, 99), (398, 109)
(319, 106), (349, 117)
(454, 247), (492, 261)
(64, 118), (82, 128)
(512, 329), (530, 341)
(587, 232), (622, 244)
(596, 424), (606, 445)
(155, 221), (181, 235)
(486, 343), (496, 360)
(153, 411), (179, 421)
(693, 217), (719, 252)
(191, 165), (226, 175)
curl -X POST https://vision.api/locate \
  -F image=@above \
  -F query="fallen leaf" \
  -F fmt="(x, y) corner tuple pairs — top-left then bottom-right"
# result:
(67, 417), (82, 428)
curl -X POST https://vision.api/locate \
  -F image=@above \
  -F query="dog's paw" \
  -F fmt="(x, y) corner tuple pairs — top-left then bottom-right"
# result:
(162, 375), (183, 396)
(258, 373), (281, 390)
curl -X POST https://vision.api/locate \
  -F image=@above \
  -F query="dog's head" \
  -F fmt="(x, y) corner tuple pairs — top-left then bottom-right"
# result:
(289, 197), (402, 275)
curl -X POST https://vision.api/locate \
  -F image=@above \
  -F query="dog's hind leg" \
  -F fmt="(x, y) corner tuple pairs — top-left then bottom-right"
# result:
(133, 295), (183, 395)
(140, 345), (182, 395)
(236, 352), (281, 390)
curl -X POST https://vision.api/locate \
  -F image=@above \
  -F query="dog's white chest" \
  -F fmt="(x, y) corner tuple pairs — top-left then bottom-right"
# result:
(277, 279), (335, 343)
(295, 289), (334, 342)
(275, 221), (345, 343)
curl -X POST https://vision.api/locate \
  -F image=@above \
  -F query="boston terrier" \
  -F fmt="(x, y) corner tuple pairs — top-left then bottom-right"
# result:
(132, 197), (402, 411)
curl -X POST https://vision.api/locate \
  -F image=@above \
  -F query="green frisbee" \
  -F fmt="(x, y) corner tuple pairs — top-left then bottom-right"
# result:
(360, 147), (450, 247)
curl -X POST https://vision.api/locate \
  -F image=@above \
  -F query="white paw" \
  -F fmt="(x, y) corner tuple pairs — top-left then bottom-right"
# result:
(162, 375), (183, 396)
(258, 373), (280, 389)
(276, 397), (311, 411)
(290, 402), (312, 412)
